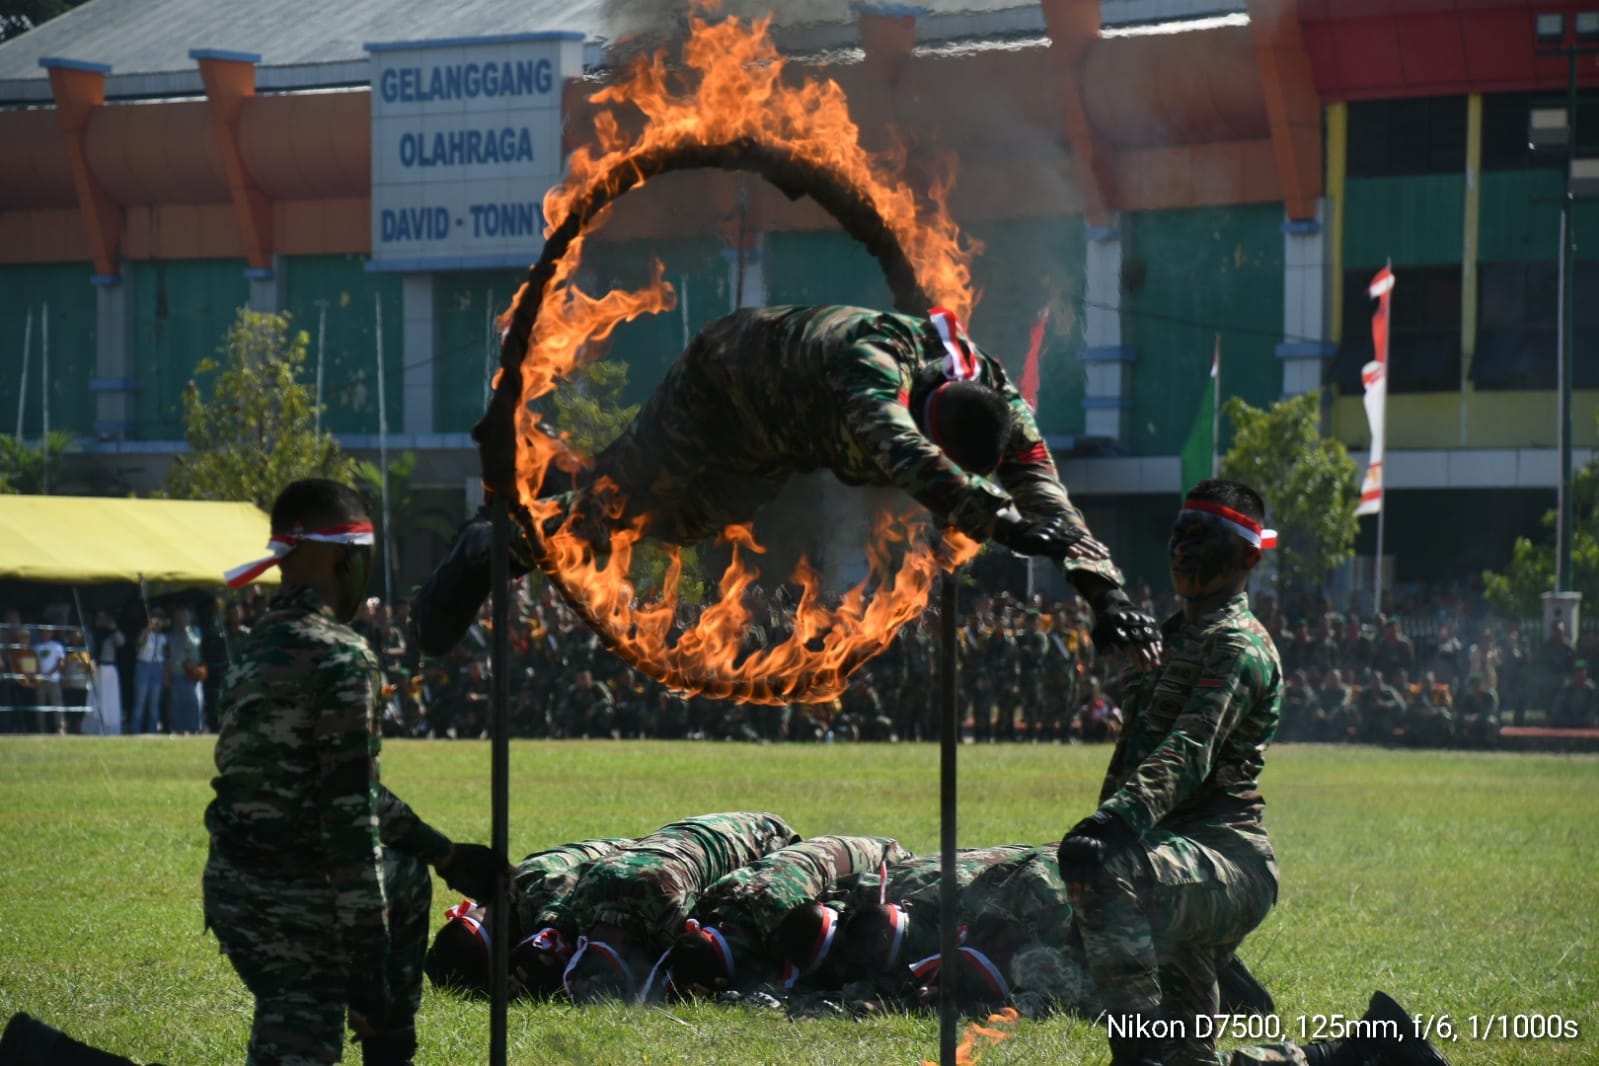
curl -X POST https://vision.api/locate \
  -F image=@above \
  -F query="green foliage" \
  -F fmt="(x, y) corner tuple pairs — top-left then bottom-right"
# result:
(354, 450), (460, 598)
(0, 431), (73, 494)
(0, 0), (89, 40)
(0, 740), (1594, 1065)
(1219, 390), (1360, 597)
(1482, 413), (1599, 617)
(166, 308), (354, 510)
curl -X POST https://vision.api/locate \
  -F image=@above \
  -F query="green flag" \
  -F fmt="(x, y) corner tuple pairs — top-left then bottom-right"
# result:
(1179, 337), (1220, 492)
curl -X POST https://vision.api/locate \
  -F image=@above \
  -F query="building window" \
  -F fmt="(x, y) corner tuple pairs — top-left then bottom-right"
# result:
(1347, 96), (1468, 178)
(1330, 266), (1462, 394)
(1481, 90), (1599, 172)
(1474, 261), (1599, 389)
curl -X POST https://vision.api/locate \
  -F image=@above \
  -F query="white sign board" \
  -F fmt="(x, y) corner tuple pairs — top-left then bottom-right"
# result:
(366, 33), (583, 272)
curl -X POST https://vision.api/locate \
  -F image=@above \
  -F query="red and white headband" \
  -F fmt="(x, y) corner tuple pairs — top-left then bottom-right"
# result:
(1179, 498), (1277, 550)
(929, 307), (979, 382)
(224, 520), (375, 588)
(683, 918), (735, 982)
(562, 936), (637, 1003)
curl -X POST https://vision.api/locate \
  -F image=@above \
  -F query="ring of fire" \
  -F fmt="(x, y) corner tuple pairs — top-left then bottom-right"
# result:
(475, 13), (982, 704)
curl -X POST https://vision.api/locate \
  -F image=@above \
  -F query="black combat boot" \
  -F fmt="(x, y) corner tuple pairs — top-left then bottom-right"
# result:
(1360, 990), (1452, 1066)
(0, 1013), (161, 1066)
(1218, 955), (1275, 1016)
(358, 1024), (417, 1066)
(1106, 1035), (1163, 1066)
(412, 511), (498, 657)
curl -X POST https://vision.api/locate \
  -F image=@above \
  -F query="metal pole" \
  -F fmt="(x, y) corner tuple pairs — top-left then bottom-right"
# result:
(40, 303), (49, 494)
(15, 308), (30, 444)
(374, 294), (393, 605)
(484, 289), (495, 409)
(1374, 499), (1386, 617)
(488, 494), (512, 1066)
(1211, 334), (1221, 477)
(315, 301), (327, 438)
(938, 570), (959, 1066)
(1556, 47), (1577, 593)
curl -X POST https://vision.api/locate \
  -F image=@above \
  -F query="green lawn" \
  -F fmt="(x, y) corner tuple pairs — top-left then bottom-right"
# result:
(0, 738), (1594, 1065)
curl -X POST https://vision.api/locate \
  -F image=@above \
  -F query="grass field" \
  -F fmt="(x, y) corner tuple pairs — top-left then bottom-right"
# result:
(0, 737), (1594, 1065)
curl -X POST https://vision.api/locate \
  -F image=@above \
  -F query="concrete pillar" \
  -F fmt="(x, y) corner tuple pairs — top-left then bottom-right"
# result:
(1278, 201), (1336, 397)
(1079, 216), (1133, 441)
(246, 257), (279, 311)
(402, 273), (435, 434)
(90, 270), (135, 439)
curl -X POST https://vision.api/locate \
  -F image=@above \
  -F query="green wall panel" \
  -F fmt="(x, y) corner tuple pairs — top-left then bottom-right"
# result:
(964, 216), (1086, 438)
(434, 269), (528, 433)
(282, 255), (403, 437)
(0, 263), (97, 439)
(1343, 174), (1465, 268)
(1479, 169), (1599, 263)
(575, 236), (730, 407)
(1122, 204), (1284, 458)
(130, 259), (249, 440)
(766, 229), (894, 313)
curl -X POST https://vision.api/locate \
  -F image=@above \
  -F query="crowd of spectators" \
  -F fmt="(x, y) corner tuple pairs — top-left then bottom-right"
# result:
(3, 578), (1595, 746)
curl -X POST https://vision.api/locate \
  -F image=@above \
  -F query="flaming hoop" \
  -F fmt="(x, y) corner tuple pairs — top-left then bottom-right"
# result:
(475, 12), (981, 704)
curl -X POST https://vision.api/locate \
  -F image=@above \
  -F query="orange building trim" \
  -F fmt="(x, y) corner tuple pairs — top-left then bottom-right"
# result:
(194, 52), (276, 273)
(1246, 0), (1324, 221)
(1041, 0), (1119, 228)
(41, 59), (123, 278)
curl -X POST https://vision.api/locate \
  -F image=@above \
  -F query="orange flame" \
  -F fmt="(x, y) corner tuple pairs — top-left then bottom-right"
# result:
(920, 1008), (1023, 1066)
(502, 10), (980, 704)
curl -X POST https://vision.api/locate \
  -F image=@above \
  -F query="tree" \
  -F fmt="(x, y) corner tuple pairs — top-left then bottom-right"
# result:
(167, 308), (354, 510)
(354, 449), (459, 600)
(1218, 390), (1360, 598)
(1482, 412), (1599, 617)
(0, 0), (91, 41)
(0, 431), (73, 494)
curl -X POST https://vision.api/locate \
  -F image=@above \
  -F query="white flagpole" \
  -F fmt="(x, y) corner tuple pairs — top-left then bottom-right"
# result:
(484, 288), (495, 409)
(1210, 334), (1221, 477)
(375, 293), (393, 606)
(41, 303), (50, 494)
(315, 300), (327, 438)
(15, 308), (30, 444)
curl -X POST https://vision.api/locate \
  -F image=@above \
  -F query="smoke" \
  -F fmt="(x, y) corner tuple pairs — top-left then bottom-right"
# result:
(1008, 943), (1096, 1020)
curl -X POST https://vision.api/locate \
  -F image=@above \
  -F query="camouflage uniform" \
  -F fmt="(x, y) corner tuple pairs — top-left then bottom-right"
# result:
(687, 835), (910, 987)
(850, 844), (1039, 968)
(203, 584), (454, 1066)
(521, 306), (1120, 589)
(1075, 592), (1288, 1066)
(551, 812), (800, 955)
(511, 838), (634, 943)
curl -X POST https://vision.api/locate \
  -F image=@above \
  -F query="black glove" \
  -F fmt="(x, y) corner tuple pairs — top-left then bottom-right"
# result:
(1089, 587), (1161, 654)
(1056, 809), (1140, 886)
(990, 508), (1087, 559)
(439, 842), (509, 902)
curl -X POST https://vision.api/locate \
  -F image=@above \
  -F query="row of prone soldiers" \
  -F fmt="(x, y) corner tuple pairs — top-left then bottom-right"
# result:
(423, 811), (1272, 1021)
(390, 598), (1104, 744)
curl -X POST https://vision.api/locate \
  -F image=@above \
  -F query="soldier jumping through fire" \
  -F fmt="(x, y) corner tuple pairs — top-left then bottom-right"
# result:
(414, 304), (1161, 668)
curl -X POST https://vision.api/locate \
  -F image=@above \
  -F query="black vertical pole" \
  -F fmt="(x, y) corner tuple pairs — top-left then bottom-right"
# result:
(488, 496), (511, 1066)
(938, 570), (960, 1064)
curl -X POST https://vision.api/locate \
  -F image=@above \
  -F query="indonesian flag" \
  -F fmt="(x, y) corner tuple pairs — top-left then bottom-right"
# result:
(1356, 266), (1393, 517)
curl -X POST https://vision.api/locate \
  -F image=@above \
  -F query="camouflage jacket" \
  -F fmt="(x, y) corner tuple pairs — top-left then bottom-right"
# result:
(512, 838), (633, 940)
(960, 845), (1075, 951)
(522, 306), (1120, 586)
(205, 584), (452, 931)
(1098, 592), (1283, 836)
(850, 844), (1039, 964)
(690, 835), (910, 973)
(553, 812), (800, 947)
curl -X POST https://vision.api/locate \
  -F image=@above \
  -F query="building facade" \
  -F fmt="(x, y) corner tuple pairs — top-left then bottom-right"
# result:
(0, 0), (1592, 593)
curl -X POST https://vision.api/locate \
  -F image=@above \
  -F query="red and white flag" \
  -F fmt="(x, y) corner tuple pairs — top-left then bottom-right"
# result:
(1019, 308), (1048, 411)
(1356, 265), (1394, 517)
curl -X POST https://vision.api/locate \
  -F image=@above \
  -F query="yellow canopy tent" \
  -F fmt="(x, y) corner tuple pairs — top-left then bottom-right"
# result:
(0, 496), (279, 586)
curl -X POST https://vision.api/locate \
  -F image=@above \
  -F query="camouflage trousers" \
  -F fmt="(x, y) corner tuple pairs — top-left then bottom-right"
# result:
(203, 845), (433, 1065)
(549, 316), (788, 547)
(1074, 819), (1290, 1066)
